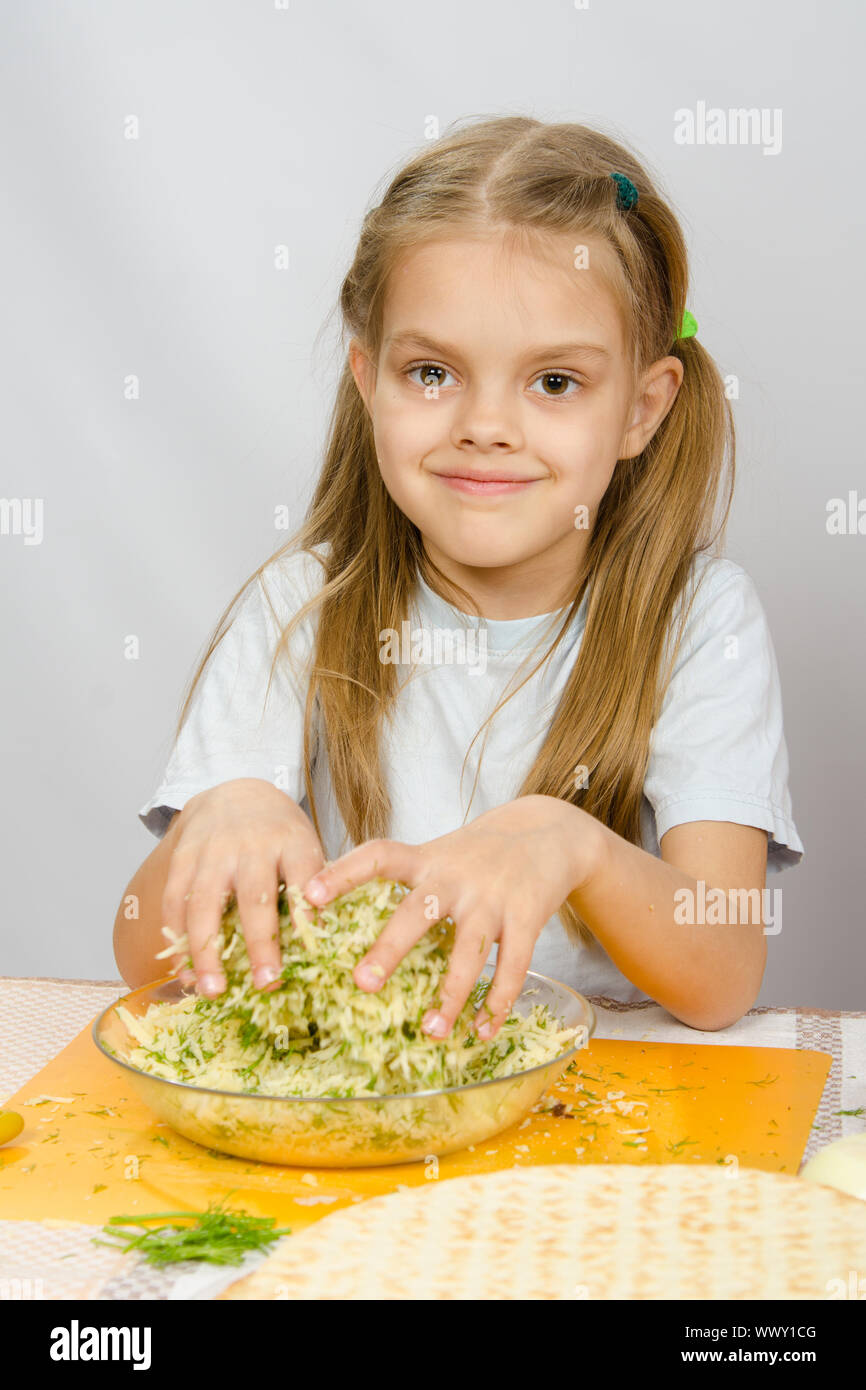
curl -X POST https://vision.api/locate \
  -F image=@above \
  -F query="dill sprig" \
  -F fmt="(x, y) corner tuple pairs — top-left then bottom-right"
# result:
(92, 1197), (291, 1266)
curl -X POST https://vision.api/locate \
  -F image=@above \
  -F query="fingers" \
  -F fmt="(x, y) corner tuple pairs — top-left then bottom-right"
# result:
(473, 925), (534, 1039)
(350, 887), (438, 991)
(160, 842), (230, 996)
(158, 784), (331, 999)
(162, 842), (283, 998)
(348, 883), (497, 1041)
(421, 913), (496, 1039)
(180, 849), (239, 997)
(234, 851), (284, 990)
(304, 839), (417, 906)
(163, 839), (329, 1000)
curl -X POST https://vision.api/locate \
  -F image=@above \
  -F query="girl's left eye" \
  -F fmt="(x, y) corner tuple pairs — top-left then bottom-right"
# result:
(529, 371), (582, 398)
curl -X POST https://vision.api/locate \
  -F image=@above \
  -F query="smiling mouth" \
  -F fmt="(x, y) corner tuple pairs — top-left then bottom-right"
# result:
(433, 473), (542, 495)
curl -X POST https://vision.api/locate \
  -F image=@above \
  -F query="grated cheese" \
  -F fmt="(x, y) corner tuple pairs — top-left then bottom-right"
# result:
(119, 878), (579, 1100)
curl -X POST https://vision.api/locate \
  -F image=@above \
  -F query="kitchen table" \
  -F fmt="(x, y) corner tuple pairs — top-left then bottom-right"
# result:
(1, 975), (864, 1300)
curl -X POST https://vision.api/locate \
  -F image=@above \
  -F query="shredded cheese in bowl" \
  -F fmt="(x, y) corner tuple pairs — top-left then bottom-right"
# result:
(117, 878), (579, 1099)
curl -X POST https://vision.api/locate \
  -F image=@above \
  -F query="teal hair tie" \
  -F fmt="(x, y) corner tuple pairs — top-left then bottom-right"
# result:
(677, 310), (698, 340)
(609, 171), (639, 211)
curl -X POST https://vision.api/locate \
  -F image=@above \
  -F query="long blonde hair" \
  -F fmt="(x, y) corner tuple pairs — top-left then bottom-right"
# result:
(174, 115), (734, 948)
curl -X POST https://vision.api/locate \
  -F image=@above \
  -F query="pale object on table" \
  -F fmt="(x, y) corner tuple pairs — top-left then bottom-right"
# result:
(800, 1131), (866, 1201)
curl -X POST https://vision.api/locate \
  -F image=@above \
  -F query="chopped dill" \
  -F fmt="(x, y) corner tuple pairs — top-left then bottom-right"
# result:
(93, 1198), (291, 1266)
(666, 1136), (699, 1154)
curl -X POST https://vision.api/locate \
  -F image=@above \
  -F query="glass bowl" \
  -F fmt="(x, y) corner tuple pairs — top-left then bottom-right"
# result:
(93, 971), (595, 1168)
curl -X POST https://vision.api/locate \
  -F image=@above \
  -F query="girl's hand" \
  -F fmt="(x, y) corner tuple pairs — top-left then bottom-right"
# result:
(303, 795), (601, 1039)
(162, 778), (325, 997)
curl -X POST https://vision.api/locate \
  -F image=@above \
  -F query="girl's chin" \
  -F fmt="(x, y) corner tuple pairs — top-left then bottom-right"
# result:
(422, 539), (550, 572)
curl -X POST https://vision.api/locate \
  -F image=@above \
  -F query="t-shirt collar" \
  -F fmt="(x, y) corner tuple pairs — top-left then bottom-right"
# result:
(411, 570), (589, 654)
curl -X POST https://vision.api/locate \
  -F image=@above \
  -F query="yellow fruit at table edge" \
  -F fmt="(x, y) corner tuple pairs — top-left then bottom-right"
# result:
(0, 1111), (24, 1145)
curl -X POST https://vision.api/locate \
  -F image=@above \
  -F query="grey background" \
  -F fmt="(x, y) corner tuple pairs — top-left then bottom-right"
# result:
(1, 0), (862, 1004)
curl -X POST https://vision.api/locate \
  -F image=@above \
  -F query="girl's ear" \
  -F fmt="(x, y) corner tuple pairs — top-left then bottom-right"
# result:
(618, 356), (684, 459)
(348, 338), (377, 415)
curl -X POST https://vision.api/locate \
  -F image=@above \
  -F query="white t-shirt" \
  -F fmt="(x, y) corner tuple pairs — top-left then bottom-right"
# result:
(139, 546), (804, 1003)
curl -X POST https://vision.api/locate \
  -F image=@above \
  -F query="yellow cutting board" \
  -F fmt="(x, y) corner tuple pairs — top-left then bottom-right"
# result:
(0, 1021), (831, 1233)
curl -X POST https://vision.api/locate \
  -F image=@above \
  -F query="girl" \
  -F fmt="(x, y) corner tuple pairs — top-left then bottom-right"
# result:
(116, 115), (803, 1037)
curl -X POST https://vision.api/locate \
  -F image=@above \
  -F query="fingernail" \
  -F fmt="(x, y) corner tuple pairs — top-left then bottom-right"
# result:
(253, 964), (280, 989)
(305, 879), (326, 902)
(355, 963), (384, 990)
(476, 1019), (496, 1040)
(422, 1011), (449, 1038)
(198, 973), (224, 997)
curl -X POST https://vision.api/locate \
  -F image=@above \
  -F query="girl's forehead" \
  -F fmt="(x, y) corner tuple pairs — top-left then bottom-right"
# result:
(381, 228), (627, 355)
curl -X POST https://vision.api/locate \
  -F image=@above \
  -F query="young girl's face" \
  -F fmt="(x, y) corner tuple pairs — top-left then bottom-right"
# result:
(350, 226), (681, 613)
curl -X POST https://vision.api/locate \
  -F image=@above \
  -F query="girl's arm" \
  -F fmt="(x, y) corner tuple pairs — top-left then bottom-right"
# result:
(566, 810), (769, 1031)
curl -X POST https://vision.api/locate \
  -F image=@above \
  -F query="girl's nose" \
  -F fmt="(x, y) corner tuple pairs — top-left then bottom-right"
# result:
(450, 387), (523, 453)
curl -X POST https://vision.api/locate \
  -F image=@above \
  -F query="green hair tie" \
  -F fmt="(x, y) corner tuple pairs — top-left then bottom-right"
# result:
(677, 310), (698, 340)
(609, 171), (639, 211)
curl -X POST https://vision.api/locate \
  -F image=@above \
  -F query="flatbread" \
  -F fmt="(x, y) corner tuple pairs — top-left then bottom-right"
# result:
(221, 1162), (866, 1300)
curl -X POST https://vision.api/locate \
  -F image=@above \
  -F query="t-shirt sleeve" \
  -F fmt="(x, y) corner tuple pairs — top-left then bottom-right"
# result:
(137, 556), (318, 840)
(642, 560), (804, 874)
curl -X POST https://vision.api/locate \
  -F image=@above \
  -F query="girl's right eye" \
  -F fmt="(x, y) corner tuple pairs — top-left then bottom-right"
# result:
(404, 362), (456, 390)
